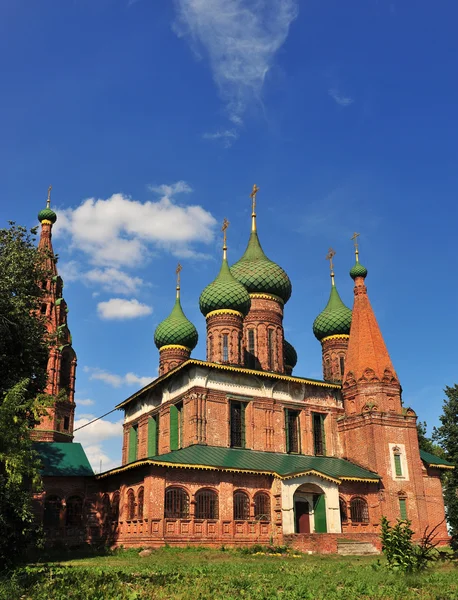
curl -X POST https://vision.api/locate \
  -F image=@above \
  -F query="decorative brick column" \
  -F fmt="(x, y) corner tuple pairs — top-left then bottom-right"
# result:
(159, 345), (191, 376)
(321, 334), (349, 383)
(243, 294), (284, 373)
(206, 310), (244, 365)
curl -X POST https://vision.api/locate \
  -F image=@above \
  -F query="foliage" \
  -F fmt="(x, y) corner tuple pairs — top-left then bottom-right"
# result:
(0, 223), (49, 400)
(416, 421), (445, 458)
(1, 548), (458, 600)
(380, 516), (443, 573)
(433, 384), (458, 549)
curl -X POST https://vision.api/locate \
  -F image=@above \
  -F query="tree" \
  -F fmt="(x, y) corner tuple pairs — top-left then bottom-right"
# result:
(433, 385), (458, 549)
(0, 223), (51, 567)
(0, 223), (49, 401)
(417, 421), (446, 458)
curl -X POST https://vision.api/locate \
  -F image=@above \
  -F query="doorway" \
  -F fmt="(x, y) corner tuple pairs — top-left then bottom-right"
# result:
(294, 500), (310, 533)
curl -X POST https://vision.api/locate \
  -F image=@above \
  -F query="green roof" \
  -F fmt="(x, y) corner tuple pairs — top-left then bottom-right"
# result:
(33, 442), (94, 477)
(199, 256), (251, 317)
(154, 296), (198, 350)
(350, 260), (368, 280)
(313, 283), (352, 341)
(420, 449), (454, 469)
(38, 207), (57, 224)
(230, 231), (292, 303)
(99, 445), (380, 483)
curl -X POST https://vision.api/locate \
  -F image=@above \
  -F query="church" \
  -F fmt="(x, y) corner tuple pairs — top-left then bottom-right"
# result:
(32, 186), (453, 553)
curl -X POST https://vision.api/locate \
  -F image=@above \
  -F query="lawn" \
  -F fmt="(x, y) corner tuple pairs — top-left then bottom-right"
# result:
(1, 546), (457, 600)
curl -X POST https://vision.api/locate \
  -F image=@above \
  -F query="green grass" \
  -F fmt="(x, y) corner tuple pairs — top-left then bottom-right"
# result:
(1, 546), (458, 600)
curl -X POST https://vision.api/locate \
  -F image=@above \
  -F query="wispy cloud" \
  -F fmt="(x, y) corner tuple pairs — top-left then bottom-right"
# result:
(75, 398), (95, 407)
(84, 366), (152, 388)
(202, 129), (239, 148)
(54, 181), (216, 267)
(328, 88), (354, 107)
(97, 298), (152, 320)
(85, 268), (145, 295)
(174, 0), (298, 132)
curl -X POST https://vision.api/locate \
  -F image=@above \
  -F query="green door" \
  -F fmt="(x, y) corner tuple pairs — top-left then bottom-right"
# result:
(314, 494), (327, 533)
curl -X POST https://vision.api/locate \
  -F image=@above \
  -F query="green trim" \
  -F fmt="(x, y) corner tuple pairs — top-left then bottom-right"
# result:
(420, 449), (454, 469)
(147, 415), (158, 457)
(394, 453), (402, 477)
(399, 498), (407, 520)
(170, 404), (179, 451)
(128, 425), (138, 463)
(314, 494), (327, 533)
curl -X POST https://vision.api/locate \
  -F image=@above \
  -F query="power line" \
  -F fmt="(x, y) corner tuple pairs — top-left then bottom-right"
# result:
(73, 407), (120, 432)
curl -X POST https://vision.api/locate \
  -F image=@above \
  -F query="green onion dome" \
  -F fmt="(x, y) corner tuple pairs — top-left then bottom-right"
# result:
(38, 207), (57, 224)
(283, 340), (298, 369)
(230, 231), (292, 303)
(350, 260), (368, 280)
(199, 257), (251, 317)
(313, 283), (352, 342)
(154, 296), (198, 350)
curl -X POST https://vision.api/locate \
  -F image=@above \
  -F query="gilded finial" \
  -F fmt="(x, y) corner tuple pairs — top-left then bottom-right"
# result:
(222, 217), (229, 259)
(326, 247), (336, 286)
(250, 184), (259, 232)
(176, 263), (182, 298)
(47, 185), (52, 209)
(351, 232), (360, 262)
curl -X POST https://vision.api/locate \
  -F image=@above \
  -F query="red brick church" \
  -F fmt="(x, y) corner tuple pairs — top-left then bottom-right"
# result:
(32, 186), (453, 553)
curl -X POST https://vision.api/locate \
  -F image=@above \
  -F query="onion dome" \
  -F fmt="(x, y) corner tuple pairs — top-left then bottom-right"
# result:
(154, 268), (198, 350)
(350, 261), (368, 280)
(199, 251), (251, 318)
(283, 340), (298, 369)
(313, 275), (352, 342)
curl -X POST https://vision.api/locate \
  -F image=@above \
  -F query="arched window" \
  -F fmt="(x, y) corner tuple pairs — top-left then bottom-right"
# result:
(101, 493), (111, 522)
(208, 335), (213, 359)
(339, 356), (345, 376)
(350, 497), (369, 523)
(195, 489), (218, 520)
(59, 348), (72, 391)
(165, 487), (189, 519)
(137, 487), (144, 520)
(127, 488), (136, 520)
(66, 495), (83, 527)
(339, 497), (348, 523)
(267, 329), (275, 370)
(111, 492), (120, 522)
(44, 495), (62, 529)
(254, 492), (271, 522)
(233, 491), (250, 520)
(222, 334), (229, 362)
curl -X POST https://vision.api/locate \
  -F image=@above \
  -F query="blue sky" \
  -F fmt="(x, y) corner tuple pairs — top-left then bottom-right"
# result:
(1, 0), (457, 471)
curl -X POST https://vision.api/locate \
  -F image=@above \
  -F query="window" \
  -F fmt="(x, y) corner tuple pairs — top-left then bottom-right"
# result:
(101, 494), (111, 522)
(148, 415), (158, 457)
(66, 495), (83, 527)
(111, 492), (120, 522)
(63, 416), (70, 431)
(59, 349), (72, 390)
(234, 491), (250, 520)
(267, 329), (275, 370)
(128, 424), (138, 462)
(254, 493), (270, 521)
(394, 452), (403, 477)
(127, 489), (136, 520)
(399, 497), (407, 520)
(222, 333), (229, 362)
(137, 487), (144, 520)
(44, 495), (62, 529)
(170, 402), (183, 451)
(339, 356), (345, 376)
(195, 489), (218, 520)
(208, 335), (213, 359)
(350, 498), (369, 523)
(285, 409), (300, 453)
(238, 334), (243, 362)
(312, 413), (326, 456)
(230, 401), (245, 448)
(246, 329), (256, 368)
(165, 487), (189, 519)
(40, 303), (47, 315)
(339, 497), (348, 523)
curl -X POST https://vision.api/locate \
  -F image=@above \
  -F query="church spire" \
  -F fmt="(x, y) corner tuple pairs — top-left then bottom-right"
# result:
(250, 184), (259, 232)
(343, 236), (398, 385)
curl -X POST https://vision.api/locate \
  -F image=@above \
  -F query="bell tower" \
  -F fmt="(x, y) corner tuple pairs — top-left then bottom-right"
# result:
(32, 187), (77, 442)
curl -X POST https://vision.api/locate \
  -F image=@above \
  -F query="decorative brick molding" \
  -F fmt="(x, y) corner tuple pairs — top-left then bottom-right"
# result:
(159, 345), (191, 375)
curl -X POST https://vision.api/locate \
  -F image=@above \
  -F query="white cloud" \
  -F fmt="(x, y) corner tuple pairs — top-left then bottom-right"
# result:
(174, 0), (298, 125)
(83, 444), (120, 473)
(328, 88), (354, 107)
(73, 415), (123, 472)
(97, 298), (153, 320)
(75, 398), (95, 406)
(202, 129), (239, 148)
(85, 267), (144, 295)
(58, 260), (80, 282)
(84, 366), (153, 389)
(54, 182), (217, 267)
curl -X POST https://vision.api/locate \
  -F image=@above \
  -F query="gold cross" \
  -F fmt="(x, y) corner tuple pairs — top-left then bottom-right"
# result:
(222, 217), (229, 247)
(47, 185), (52, 208)
(326, 247), (336, 272)
(250, 184), (259, 215)
(176, 263), (182, 288)
(351, 232), (360, 250)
